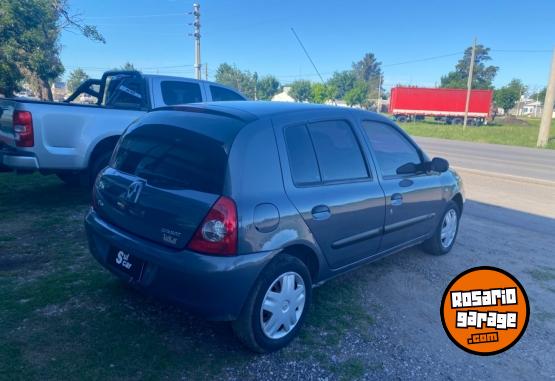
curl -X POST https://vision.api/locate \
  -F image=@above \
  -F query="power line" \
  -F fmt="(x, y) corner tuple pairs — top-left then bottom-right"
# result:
(290, 27), (325, 83)
(383, 52), (464, 67)
(491, 49), (552, 53)
(83, 13), (186, 20)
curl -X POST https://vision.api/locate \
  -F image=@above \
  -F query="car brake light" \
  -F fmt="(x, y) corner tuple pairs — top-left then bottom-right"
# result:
(187, 196), (237, 255)
(13, 111), (34, 147)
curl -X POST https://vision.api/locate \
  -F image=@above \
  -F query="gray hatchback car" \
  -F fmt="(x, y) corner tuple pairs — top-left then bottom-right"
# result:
(85, 101), (464, 352)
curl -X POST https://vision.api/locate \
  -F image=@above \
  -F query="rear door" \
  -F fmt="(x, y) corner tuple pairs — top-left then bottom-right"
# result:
(275, 114), (385, 270)
(360, 120), (444, 251)
(94, 111), (244, 249)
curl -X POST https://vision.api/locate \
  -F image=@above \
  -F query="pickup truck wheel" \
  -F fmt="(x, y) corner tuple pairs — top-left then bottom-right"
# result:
(232, 255), (312, 353)
(421, 200), (460, 255)
(89, 150), (112, 186)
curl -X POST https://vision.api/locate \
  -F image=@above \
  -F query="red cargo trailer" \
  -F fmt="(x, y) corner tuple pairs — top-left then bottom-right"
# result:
(389, 87), (494, 125)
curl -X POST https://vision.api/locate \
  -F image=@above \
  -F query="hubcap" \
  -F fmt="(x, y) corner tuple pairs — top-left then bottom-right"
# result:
(440, 209), (458, 248)
(260, 272), (306, 339)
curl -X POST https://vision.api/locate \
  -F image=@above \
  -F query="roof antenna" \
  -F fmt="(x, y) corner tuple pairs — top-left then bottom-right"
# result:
(290, 27), (325, 84)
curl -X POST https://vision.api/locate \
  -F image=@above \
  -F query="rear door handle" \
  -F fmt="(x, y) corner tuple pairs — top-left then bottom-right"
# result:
(311, 205), (331, 220)
(391, 193), (403, 206)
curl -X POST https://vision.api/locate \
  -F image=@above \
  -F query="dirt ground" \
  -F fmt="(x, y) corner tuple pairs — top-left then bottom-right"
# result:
(223, 170), (555, 380)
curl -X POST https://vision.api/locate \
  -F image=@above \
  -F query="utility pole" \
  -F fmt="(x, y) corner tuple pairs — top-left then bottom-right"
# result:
(463, 37), (477, 130)
(205, 63), (208, 80)
(537, 48), (555, 147)
(192, 3), (201, 80)
(376, 74), (382, 113)
(253, 72), (258, 101)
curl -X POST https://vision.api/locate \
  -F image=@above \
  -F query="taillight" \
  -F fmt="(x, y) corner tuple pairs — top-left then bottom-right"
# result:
(187, 196), (237, 256)
(13, 111), (34, 147)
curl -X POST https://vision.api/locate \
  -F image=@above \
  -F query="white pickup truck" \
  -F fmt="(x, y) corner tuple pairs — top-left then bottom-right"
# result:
(0, 71), (246, 185)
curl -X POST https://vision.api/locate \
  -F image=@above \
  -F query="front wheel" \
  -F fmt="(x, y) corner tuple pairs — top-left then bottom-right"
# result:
(232, 255), (312, 353)
(421, 201), (460, 255)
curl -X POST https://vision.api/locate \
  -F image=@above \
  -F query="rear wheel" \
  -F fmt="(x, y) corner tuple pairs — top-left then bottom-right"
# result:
(452, 118), (463, 125)
(421, 200), (460, 255)
(232, 255), (312, 353)
(397, 115), (408, 123)
(88, 150), (112, 187)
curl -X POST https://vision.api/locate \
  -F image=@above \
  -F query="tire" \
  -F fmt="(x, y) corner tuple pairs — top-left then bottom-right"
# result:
(452, 118), (463, 125)
(397, 115), (407, 123)
(421, 200), (460, 256)
(232, 255), (312, 353)
(88, 150), (112, 187)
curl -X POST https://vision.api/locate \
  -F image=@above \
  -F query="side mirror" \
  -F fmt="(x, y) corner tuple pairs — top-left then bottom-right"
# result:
(429, 157), (449, 173)
(396, 162), (418, 175)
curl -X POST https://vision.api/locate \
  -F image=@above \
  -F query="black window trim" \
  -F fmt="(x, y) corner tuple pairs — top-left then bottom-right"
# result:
(283, 119), (373, 188)
(361, 119), (427, 180)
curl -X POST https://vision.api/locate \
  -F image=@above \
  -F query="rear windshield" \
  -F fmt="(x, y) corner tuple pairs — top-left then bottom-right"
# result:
(112, 113), (244, 193)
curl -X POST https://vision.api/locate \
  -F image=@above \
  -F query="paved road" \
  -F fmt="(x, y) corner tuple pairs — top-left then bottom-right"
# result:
(415, 136), (555, 183)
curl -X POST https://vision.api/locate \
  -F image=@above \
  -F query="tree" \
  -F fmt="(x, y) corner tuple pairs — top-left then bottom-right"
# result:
(352, 53), (382, 99)
(310, 83), (332, 104)
(530, 87), (547, 103)
(66, 68), (89, 93)
(120, 62), (137, 71)
(440, 45), (498, 89)
(494, 79), (525, 114)
(215, 63), (255, 99)
(256, 75), (280, 100)
(344, 81), (369, 108)
(327, 70), (357, 99)
(0, 0), (104, 98)
(289, 80), (312, 102)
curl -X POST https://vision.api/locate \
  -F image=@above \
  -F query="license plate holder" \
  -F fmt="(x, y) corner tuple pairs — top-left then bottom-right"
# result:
(108, 247), (145, 280)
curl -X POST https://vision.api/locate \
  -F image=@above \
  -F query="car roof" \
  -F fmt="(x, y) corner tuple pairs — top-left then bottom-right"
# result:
(159, 101), (390, 123)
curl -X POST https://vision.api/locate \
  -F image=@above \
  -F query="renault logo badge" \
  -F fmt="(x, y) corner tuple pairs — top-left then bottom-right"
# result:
(125, 180), (144, 203)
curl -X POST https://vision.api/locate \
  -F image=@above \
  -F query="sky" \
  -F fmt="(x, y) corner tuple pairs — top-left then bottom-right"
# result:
(60, 0), (555, 92)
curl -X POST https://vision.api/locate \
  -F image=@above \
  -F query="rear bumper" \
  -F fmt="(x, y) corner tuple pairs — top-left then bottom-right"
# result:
(0, 145), (39, 170)
(85, 209), (276, 321)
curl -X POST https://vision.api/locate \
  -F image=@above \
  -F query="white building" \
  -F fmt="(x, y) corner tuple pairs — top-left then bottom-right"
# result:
(271, 86), (295, 102)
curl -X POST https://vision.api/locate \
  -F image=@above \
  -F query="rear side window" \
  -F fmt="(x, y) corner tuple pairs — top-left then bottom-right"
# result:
(161, 81), (203, 105)
(112, 123), (228, 193)
(362, 121), (421, 177)
(210, 85), (245, 101)
(284, 125), (321, 186)
(307, 120), (368, 182)
(103, 76), (147, 110)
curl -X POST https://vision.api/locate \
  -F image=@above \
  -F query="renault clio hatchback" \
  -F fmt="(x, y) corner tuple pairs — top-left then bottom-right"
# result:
(85, 101), (464, 352)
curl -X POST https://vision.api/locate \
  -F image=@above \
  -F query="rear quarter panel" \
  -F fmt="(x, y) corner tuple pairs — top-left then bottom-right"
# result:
(13, 102), (144, 169)
(226, 118), (327, 276)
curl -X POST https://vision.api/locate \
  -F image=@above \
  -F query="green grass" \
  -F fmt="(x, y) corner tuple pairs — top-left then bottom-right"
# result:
(395, 117), (555, 149)
(0, 173), (377, 380)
